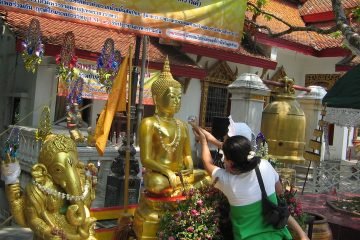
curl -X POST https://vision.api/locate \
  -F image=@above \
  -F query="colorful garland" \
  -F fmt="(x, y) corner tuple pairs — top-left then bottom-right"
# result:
(97, 39), (120, 92)
(66, 77), (84, 106)
(56, 54), (78, 86)
(22, 19), (44, 73)
(3, 128), (20, 160)
(56, 31), (78, 87)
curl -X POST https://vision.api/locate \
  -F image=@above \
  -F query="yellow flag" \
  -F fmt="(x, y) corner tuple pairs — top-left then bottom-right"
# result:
(94, 55), (130, 156)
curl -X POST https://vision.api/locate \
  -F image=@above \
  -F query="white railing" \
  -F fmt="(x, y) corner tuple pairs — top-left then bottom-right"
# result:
(304, 160), (360, 193)
(6, 125), (121, 207)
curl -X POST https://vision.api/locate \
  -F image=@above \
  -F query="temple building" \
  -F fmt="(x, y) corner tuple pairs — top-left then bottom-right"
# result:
(0, 0), (359, 220)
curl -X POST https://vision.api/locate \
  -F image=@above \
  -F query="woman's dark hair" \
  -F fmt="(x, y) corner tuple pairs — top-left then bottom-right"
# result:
(222, 135), (260, 173)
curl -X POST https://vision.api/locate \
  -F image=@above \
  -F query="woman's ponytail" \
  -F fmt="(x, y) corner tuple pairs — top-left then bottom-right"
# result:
(223, 136), (260, 173)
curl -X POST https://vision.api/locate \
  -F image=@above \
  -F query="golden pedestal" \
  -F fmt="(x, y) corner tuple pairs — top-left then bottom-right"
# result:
(133, 193), (187, 240)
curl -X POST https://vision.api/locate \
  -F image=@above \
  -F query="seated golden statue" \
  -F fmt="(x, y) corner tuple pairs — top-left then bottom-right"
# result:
(67, 102), (85, 143)
(133, 57), (210, 239)
(1, 134), (97, 240)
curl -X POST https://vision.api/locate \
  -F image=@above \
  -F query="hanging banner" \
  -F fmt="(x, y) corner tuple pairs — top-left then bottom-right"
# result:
(0, 0), (247, 50)
(57, 60), (109, 100)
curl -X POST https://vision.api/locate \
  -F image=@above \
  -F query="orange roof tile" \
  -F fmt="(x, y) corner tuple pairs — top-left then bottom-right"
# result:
(247, 0), (350, 51)
(247, 0), (313, 46)
(307, 22), (343, 50)
(300, 0), (359, 16)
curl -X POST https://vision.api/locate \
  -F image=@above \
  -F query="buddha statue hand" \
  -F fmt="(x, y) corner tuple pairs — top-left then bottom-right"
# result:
(1, 156), (21, 185)
(180, 168), (193, 176)
(166, 170), (178, 188)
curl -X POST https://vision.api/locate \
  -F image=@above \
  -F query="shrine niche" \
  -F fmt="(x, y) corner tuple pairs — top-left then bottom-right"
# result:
(305, 74), (342, 90)
(200, 61), (237, 128)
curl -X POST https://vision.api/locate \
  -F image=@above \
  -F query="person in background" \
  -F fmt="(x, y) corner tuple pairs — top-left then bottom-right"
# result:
(191, 124), (309, 240)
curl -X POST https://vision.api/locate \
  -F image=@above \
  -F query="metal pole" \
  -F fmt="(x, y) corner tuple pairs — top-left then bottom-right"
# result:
(131, 36), (142, 106)
(123, 46), (133, 212)
(136, 36), (148, 146)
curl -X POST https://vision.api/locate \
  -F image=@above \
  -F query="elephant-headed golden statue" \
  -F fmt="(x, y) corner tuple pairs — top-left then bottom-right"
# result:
(1, 134), (97, 240)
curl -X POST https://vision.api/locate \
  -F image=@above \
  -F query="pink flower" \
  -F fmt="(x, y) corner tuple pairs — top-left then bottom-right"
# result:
(187, 226), (194, 232)
(197, 199), (203, 207)
(190, 209), (200, 216)
(168, 236), (175, 240)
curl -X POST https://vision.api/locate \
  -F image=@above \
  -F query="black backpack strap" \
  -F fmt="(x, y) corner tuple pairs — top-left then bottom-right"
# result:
(255, 166), (268, 199)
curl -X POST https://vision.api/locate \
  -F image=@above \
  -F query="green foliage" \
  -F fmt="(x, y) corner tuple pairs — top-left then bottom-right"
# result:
(330, 30), (343, 38)
(352, 7), (360, 21)
(158, 186), (230, 240)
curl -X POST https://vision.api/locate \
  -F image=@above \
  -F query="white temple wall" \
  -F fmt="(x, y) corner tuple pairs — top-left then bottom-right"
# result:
(31, 59), (57, 127)
(175, 77), (201, 146)
(0, 26), (38, 129)
(91, 99), (106, 129)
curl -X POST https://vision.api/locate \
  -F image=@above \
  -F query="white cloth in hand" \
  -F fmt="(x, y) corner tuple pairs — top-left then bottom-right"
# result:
(1, 161), (21, 185)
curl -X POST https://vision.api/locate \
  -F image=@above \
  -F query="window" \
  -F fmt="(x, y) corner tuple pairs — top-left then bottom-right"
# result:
(204, 85), (230, 127)
(200, 61), (236, 129)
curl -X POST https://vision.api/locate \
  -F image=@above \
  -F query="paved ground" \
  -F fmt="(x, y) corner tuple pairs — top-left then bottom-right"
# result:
(0, 226), (33, 240)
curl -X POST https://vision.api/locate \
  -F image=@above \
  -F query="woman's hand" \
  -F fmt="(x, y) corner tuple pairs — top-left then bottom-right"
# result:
(191, 125), (207, 144)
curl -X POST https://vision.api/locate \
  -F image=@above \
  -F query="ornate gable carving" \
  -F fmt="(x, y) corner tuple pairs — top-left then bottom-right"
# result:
(305, 74), (342, 90)
(204, 61), (237, 85)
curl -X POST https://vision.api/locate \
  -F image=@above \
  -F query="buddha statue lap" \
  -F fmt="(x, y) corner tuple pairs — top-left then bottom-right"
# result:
(133, 57), (210, 239)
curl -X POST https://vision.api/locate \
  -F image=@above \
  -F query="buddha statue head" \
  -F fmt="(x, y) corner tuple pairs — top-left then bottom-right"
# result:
(151, 57), (182, 115)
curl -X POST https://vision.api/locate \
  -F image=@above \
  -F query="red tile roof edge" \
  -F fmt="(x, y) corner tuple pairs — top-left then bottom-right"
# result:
(181, 43), (277, 70)
(255, 32), (350, 57)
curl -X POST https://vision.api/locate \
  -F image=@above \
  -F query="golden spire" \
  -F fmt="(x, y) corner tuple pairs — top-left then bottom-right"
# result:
(151, 56), (181, 97)
(35, 106), (52, 142)
(163, 56), (171, 73)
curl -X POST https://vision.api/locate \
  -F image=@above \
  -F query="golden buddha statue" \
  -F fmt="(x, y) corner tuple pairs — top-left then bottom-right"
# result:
(2, 133), (97, 240)
(133, 57), (210, 239)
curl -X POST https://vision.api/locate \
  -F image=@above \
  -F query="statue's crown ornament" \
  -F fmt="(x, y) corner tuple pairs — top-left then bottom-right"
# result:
(151, 56), (182, 98)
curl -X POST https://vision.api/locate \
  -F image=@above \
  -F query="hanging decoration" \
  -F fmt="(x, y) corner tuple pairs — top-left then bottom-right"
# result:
(97, 38), (121, 92)
(3, 127), (20, 161)
(56, 31), (78, 87)
(21, 18), (44, 73)
(67, 77), (84, 106)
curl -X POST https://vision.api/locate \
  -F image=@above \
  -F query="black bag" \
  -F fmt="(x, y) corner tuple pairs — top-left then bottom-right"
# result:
(255, 166), (290, 229)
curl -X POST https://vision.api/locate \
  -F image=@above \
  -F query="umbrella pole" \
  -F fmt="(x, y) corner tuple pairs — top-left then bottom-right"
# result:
(115, 45), (136, 240)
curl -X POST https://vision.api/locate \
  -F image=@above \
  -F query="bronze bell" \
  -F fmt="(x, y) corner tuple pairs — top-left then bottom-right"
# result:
(261, 77), (306, 164)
